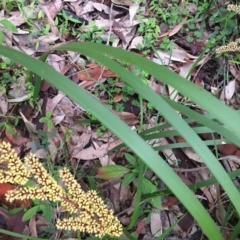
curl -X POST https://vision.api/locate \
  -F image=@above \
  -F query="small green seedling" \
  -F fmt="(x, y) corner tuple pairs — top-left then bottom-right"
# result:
(39, 111), (53, 131)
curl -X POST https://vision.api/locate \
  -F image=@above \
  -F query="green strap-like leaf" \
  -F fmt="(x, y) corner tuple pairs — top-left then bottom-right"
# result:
(55, 44), (240, 218)
(0, 44), (223, 239)
(60, 42), (240, 140)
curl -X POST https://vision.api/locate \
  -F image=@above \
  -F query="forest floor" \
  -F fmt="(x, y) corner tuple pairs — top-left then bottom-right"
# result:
(0, 0), (240, 239)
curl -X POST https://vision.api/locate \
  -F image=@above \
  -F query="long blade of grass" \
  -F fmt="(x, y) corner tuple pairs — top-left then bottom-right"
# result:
(140, 108), (240, 138)
(143, 168), (240, 199)
(0, 45), (223, 239)
(143, 126), (215, 139)
(163, 97), (240, 145)
(0, 229), (47, 240)
(53, 45), (240, 216)
(230, 219), (240, 240)
(127, 161), (144, 229)
(59, 42), (240, 140)
(111, 138), (230, 153)
(153, 139), (229, 151)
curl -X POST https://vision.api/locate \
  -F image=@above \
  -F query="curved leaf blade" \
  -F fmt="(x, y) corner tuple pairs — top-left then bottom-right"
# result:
(0, 44), (222, 239)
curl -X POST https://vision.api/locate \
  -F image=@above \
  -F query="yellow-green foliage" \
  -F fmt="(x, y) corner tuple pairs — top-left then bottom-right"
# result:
(216, 5), (240, 54)
(0, 141), (122, 238)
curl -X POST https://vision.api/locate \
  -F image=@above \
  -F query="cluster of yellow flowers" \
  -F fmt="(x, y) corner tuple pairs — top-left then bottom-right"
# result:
(216, 38), (240, 54)
(216, 5), (240, 54)
(0, 141), (122, 238)
(227, 4), (240, 13)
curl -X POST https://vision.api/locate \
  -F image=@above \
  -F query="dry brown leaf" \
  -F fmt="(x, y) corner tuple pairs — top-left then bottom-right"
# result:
(215, 184), (226, 224)
(51, 92), (65, 110)
(40, 0), (62, 36)
(2, 6), (40, 27)
(136, 218), (147, 235)
(47, 127), (61, 161)
(129, 2), (140, 23)
(160, 210), (171, 233)
(129, 36), (144, 49)
(181, 147), (203, 163)
(113, 93), (124, 103)
(169, 16), (188, 37)
(111, 0), (132, 6)
(220, 80), (235, 101)
(1, 210), (26, 240)
(159, 31), (170, 38)
(162, 196), (179, 208)
(178, 213), (194, 233)
(35, 214), (49, 226)
(150, 209), (162, 237)
(81, 80), (95, 89)
(147, 80), (163, 94)
(86, 63), (98, 68)
(152, 48), (188, 65)
(73, 139), (121, 160)
(5, 128), (29, 146)
(29, 216), (38, 237)
(78, 66), (117, 81)
(91, 2), (111, 14)
(179, 62), (195, 79)
(229, 65), (240, 82)
(68, 131), (92, 156)
(99, 154), (116, 166)
(119, 185), (132, 208)
(0, 91), (8, 114)
(19, 111), (37, 134)
(69, 0), (84, 16)
(47, 54), (65, 73)
(197, 168), (215, 209)
(113, 111), (138, 125)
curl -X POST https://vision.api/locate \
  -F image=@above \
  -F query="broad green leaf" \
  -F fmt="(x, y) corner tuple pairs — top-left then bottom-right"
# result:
(142, 178), (161, 209)
(124, 153), (136, 166)
(40, 204), (52, 222)
(39, 117), (46, 123)
(0, 122), (6, 128)
(122, 172), (136, 186)
(97, 165), (130, 179)
(5, 123), (16, 136)
(22, 206), (39, 221)
(0, 19), (17, 32)
(8, 207), (24, 215)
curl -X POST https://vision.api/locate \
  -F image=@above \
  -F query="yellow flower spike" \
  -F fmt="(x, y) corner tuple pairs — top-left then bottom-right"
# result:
(24, 154), (64, 201)
(58, 168), (122, 236)
(216, 39), (240, 54)
(216, 5), (240, 54)
(6, 187), (35, 202)
(58, 168), (85, 197)
(0, 141), (30, 184)
(0, 142), (123, 237)
(227, 4), (240, 13)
